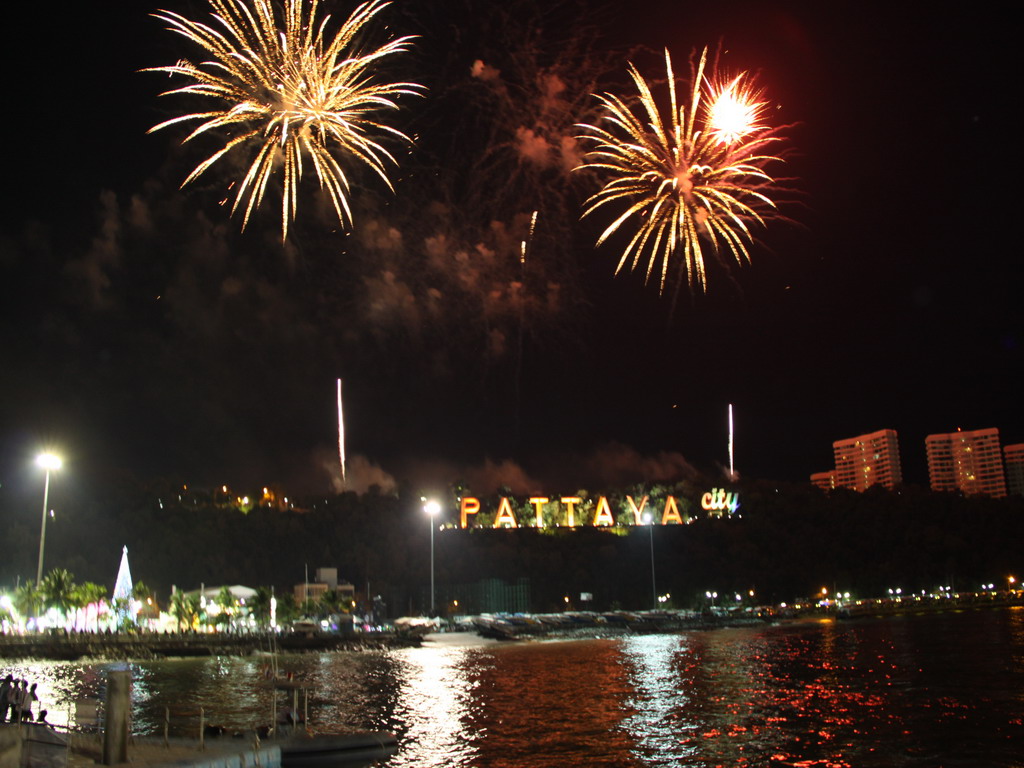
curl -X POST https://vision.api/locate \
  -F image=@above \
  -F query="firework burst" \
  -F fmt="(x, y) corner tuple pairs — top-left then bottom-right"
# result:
(147, 0), (421, 239)
(576, 48), (783, 294)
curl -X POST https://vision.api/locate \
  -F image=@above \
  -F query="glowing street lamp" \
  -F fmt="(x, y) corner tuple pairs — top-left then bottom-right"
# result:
(423, 499), (440, 615)
(35, 452), (62, 586)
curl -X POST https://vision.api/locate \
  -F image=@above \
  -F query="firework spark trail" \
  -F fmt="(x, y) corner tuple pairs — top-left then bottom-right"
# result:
(520, 210), (538, 264)
(728, 402), (735, 478)
(147, 0), (421, 239)
(337, 377), (346, 488)
(575, 48), (784, 294)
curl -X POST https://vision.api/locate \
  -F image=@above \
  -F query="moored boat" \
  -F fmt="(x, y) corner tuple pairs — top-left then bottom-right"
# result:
(278, 731), (399, 768)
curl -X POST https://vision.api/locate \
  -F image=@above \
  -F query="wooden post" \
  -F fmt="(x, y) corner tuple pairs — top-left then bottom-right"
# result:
(163, 707), (169, 748)
(199, 707), (205, 751)
(102, 671), (130, 765)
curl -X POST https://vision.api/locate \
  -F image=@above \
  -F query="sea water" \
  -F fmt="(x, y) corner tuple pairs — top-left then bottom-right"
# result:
(5, 608), (1022, 767)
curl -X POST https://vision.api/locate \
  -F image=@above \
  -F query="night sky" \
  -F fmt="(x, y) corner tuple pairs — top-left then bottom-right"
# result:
(1, 1), (1018, 504)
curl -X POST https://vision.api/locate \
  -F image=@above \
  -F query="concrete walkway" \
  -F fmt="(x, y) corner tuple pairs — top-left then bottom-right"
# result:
(66, 734), (280, 768)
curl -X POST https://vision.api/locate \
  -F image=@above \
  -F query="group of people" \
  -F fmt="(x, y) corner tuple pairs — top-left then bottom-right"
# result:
(0, 675), (44, 723)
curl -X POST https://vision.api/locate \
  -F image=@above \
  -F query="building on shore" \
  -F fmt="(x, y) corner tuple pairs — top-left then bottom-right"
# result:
(810, 470), (837, 492)
(1003, 443), (1024, 497)
(926, 427), (1007, 498)
(294, 567), (355, 609)
(811, 429), (903, 492)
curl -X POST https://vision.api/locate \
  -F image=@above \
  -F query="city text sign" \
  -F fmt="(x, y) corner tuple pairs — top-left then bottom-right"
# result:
(459, 489), (739, 529)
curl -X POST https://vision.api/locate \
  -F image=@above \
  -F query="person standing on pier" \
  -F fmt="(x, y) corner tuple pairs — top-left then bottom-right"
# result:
(20, 682), (38, 722)
(0, 675), (13, 722)
(8, 680), (25, 722)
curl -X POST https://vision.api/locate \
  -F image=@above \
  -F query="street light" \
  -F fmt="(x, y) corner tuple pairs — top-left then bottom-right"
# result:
(423, 499), (440, 615)
(35, 452), (62, 586)
(643, 513), (656, 610)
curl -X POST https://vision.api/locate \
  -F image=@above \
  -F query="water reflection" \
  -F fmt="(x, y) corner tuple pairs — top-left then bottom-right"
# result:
(619, 634), (698, 764)
(3, 611), (1023, 767)
(381, 641), (478, 767)
(618, 615), (1024, 768)
(460, 639), (635, 767)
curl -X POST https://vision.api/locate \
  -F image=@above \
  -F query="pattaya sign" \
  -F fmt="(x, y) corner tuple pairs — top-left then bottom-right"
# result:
(459, 489), (739, 529)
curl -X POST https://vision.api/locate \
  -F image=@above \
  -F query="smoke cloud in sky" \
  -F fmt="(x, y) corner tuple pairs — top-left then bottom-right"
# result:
(375, 442), (699, 500)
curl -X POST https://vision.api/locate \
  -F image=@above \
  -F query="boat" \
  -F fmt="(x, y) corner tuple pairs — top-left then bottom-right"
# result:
(257, 664), (398, 767)
(278, 731), (399, 768)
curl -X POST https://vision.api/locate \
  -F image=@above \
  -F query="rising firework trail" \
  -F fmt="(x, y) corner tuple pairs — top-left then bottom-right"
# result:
(147, 0), (421, 239)
(337, 378), (346, 488)
(728, 403), (735, 479)
(520, 210), (538, 264)
(576, 48), (784, 294)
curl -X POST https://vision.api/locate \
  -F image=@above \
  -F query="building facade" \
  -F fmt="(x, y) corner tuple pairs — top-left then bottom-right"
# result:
(925, 427), (1006, 497)
(831, 429), (903, 491)
(810, 470), (837, 492)
(1002, 443), (1024, 497)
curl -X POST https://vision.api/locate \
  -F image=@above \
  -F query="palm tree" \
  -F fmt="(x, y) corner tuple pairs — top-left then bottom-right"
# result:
(40, 568), (78, 626)
(170, 591), (200, 631)
(132, 581), (157, 629)
(215, 586), (235, 630)
(248, 587), (273, 629)
(275, 592), (299, 627)
(13, 583), (43, 627)
(132, 581), (154, 604)
(73, 582), (108, 631)
(317, 590), (345, 620)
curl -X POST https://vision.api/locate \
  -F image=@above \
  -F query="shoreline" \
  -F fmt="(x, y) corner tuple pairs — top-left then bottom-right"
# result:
(0, 630), (420, 662)
(2, 597), (1019, 662)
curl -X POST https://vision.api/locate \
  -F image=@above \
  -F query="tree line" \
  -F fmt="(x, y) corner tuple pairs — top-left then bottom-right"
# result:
(1, 476), (1021, 615)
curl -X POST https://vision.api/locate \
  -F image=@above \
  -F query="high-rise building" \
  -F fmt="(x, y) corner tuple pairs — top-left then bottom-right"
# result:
(831, 429), (903, 491)
(1002, 443), (1024, 497)
(925, 428), (1006, 498)
(809, 470), (837, 492)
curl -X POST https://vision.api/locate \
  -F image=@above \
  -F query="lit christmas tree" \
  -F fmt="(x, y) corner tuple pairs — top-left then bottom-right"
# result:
(113, 545), (136, 625)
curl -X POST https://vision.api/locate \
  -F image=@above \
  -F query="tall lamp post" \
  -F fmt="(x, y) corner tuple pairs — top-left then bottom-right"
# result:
(643, 513), (656, 610)
(35, 452), (62, 587)
(423, 499), (440, 615)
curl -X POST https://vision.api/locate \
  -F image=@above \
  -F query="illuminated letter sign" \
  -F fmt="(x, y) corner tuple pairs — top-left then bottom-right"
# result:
(561, 497), (582, 527)
(592, 496), (615, 527)
(529, 497), (549, 527)
(461, 497), (480, 528)
(457, 490), (740, 528)
(661, 496), (684, 525)
(701, 488), (740, 516)
(493, 497), (518, 528)
(626, 495), (649, 525)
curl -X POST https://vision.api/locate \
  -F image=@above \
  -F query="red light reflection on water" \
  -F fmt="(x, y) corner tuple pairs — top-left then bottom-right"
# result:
(617, 611), (1023, 767)
(3, 609), (1022, 766)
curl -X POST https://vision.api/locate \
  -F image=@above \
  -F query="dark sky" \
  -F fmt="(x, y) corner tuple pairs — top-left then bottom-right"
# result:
(1, 1), (1019, 502)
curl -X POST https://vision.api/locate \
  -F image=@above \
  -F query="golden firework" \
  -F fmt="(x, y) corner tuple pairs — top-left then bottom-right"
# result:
(576, 49), (782, 293)
(147, 0), (421, 239)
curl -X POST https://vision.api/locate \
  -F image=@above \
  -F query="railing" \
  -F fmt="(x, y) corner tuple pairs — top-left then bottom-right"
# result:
(161, 707), (207, 750)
